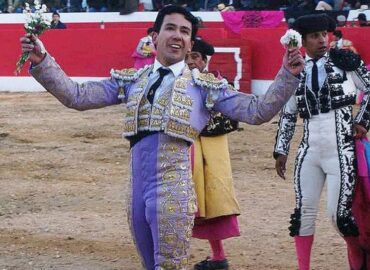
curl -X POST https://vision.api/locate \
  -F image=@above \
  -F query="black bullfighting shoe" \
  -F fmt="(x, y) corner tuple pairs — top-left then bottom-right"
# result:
(193, 258), (229, 270)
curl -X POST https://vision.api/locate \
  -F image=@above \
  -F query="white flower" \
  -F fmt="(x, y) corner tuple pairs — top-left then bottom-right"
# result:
(280, 29), (302, 49)
(41, 4), (47, 12)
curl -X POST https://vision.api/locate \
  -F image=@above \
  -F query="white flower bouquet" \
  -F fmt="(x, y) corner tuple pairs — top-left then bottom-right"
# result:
(280, 29), (302, 49)
(15, 0), (50, 74)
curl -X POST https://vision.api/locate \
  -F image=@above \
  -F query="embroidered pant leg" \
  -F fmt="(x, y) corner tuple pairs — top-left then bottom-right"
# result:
(295, 150), (325, 236)
(151, 134), (196, 270)
(293, 110), (356, 236)
(293, 111), (337, 236)
(322, 150), (342, 233)
(129, 136), (158, 269)
(131, 133), (196, 270)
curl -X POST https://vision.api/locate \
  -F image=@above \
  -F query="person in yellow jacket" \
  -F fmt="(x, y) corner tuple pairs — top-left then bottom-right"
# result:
(186, 37), (240, 270)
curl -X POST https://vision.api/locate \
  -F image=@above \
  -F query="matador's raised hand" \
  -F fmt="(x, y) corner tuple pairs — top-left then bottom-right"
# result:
(19, 33), (46, 65)
(283, 47), (304, 76)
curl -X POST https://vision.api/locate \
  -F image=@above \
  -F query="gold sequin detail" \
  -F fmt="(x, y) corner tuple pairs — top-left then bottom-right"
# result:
(117, 68), (137, 77)
(123, 121), (135, 133)
(166, 119), (198, 141)
(198, 72), (223, 86)
(170, 107), (190, 121)
(175, 78), (187, 89)
(173, 92), (193, 107)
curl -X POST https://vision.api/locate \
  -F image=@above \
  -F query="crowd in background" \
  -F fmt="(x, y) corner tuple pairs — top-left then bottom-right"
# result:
(0, 0), (370, 19)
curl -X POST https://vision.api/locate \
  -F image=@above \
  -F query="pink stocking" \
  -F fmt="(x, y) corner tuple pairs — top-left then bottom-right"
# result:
(344, 237), (365, 270)
(294, 235), (314, 270)
(209, 239), (226, 261)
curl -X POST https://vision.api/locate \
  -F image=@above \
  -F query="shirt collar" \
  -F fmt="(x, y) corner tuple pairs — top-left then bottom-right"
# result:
(305, 52), (329, 63)
(152, 59), (185, 77)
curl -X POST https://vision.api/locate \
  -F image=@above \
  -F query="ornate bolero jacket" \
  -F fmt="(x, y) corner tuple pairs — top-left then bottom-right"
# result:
(30, 54), (300, 144)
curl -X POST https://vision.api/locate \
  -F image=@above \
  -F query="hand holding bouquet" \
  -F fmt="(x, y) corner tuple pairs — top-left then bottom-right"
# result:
(280, 29), (304, 76)
(280, 29), (302, 49)
(15, 0), (50, 75)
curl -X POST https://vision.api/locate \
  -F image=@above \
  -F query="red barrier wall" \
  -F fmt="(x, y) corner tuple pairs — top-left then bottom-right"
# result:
(3, 27), (252, 92)
(3, 24), (370, 93)
(241, 27), (370, 80)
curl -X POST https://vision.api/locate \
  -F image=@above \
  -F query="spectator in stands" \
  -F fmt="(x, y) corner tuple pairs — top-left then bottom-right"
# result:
(47, 0), (65, 12)
(289, 0), (316, 12)
(358, 13), (370, 26)
(131, 27), (156, 69)
(287, 17), (296, 28)
(315, 0), (334, 10)
(217, 3), (235, 11)
(347, 0), (370, 9)
(68, 0), (83, 11)
(118, 0), (139, 14)
(10, 0), (29, 12)
(330, 30), (357, 53)
(336, 14), (347, 27)
(0, 0), (6, 12)
(87, 0), (108, 11)
(50, 11), (67, 29)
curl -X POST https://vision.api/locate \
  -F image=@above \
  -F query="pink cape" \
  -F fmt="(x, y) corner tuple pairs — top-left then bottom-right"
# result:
(221, 11), (284, 34)
(131, 51), (155, 69)
(353, 138), (370, 251)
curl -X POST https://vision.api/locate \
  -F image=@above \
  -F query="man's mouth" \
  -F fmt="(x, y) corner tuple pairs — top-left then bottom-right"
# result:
(170, 44), (181, 49)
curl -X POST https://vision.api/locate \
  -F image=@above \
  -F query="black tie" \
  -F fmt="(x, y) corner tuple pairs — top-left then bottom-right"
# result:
(147, 68), (170, 104)
(311, 59), (319, 94)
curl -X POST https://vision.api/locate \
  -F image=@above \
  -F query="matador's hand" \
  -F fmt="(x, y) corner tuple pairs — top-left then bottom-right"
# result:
(354, 123), (367, 139)
(283, 48), (304, 76)
(19, 33), (46, 65)
(275, 154), (288, 180)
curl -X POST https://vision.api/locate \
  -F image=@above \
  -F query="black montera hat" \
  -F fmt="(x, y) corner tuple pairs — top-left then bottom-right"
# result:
(192, 38), (215, 60)
(293, 14), (336, 35)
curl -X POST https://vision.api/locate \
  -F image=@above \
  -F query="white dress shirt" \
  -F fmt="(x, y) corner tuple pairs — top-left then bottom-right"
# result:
(147, 59), (186, 103)
(304, 53), (328, 92)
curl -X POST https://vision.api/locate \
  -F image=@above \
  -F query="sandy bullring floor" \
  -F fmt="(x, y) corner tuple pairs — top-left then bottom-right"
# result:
(0, 92), (348, 269)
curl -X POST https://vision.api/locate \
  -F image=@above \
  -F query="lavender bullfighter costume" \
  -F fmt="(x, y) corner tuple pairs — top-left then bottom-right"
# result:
(30, 54), (300, 270)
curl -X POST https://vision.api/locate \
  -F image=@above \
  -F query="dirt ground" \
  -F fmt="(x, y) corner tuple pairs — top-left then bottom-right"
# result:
(0, 92), (349, 270)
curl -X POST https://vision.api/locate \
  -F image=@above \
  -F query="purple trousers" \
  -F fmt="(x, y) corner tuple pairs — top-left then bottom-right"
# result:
(127, 133), (196, 269)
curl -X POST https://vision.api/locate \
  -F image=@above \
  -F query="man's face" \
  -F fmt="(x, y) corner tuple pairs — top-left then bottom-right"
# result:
(303, 30), (328, 59)
(152, 13), (193, 66)
(185, 51), (207, 72)
(52, 15), (60, 22)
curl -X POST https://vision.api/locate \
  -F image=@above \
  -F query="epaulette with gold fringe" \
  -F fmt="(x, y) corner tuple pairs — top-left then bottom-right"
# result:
(191, 68), (228, 90)
(110, 65), (151, 82)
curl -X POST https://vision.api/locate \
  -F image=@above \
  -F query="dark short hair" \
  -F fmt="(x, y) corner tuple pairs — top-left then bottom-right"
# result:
(192, 37), (214, 61)
(153, 5), (199, 41)
(147, 27), (154, 35)
(358, 13), (367, 21)
(52, 11), (60, 16)
(333, 30), (342, 38)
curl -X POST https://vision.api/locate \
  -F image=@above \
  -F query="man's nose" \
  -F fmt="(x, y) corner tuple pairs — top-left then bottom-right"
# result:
(318, 35), (326, 43)
(172, 29), (182, 40)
